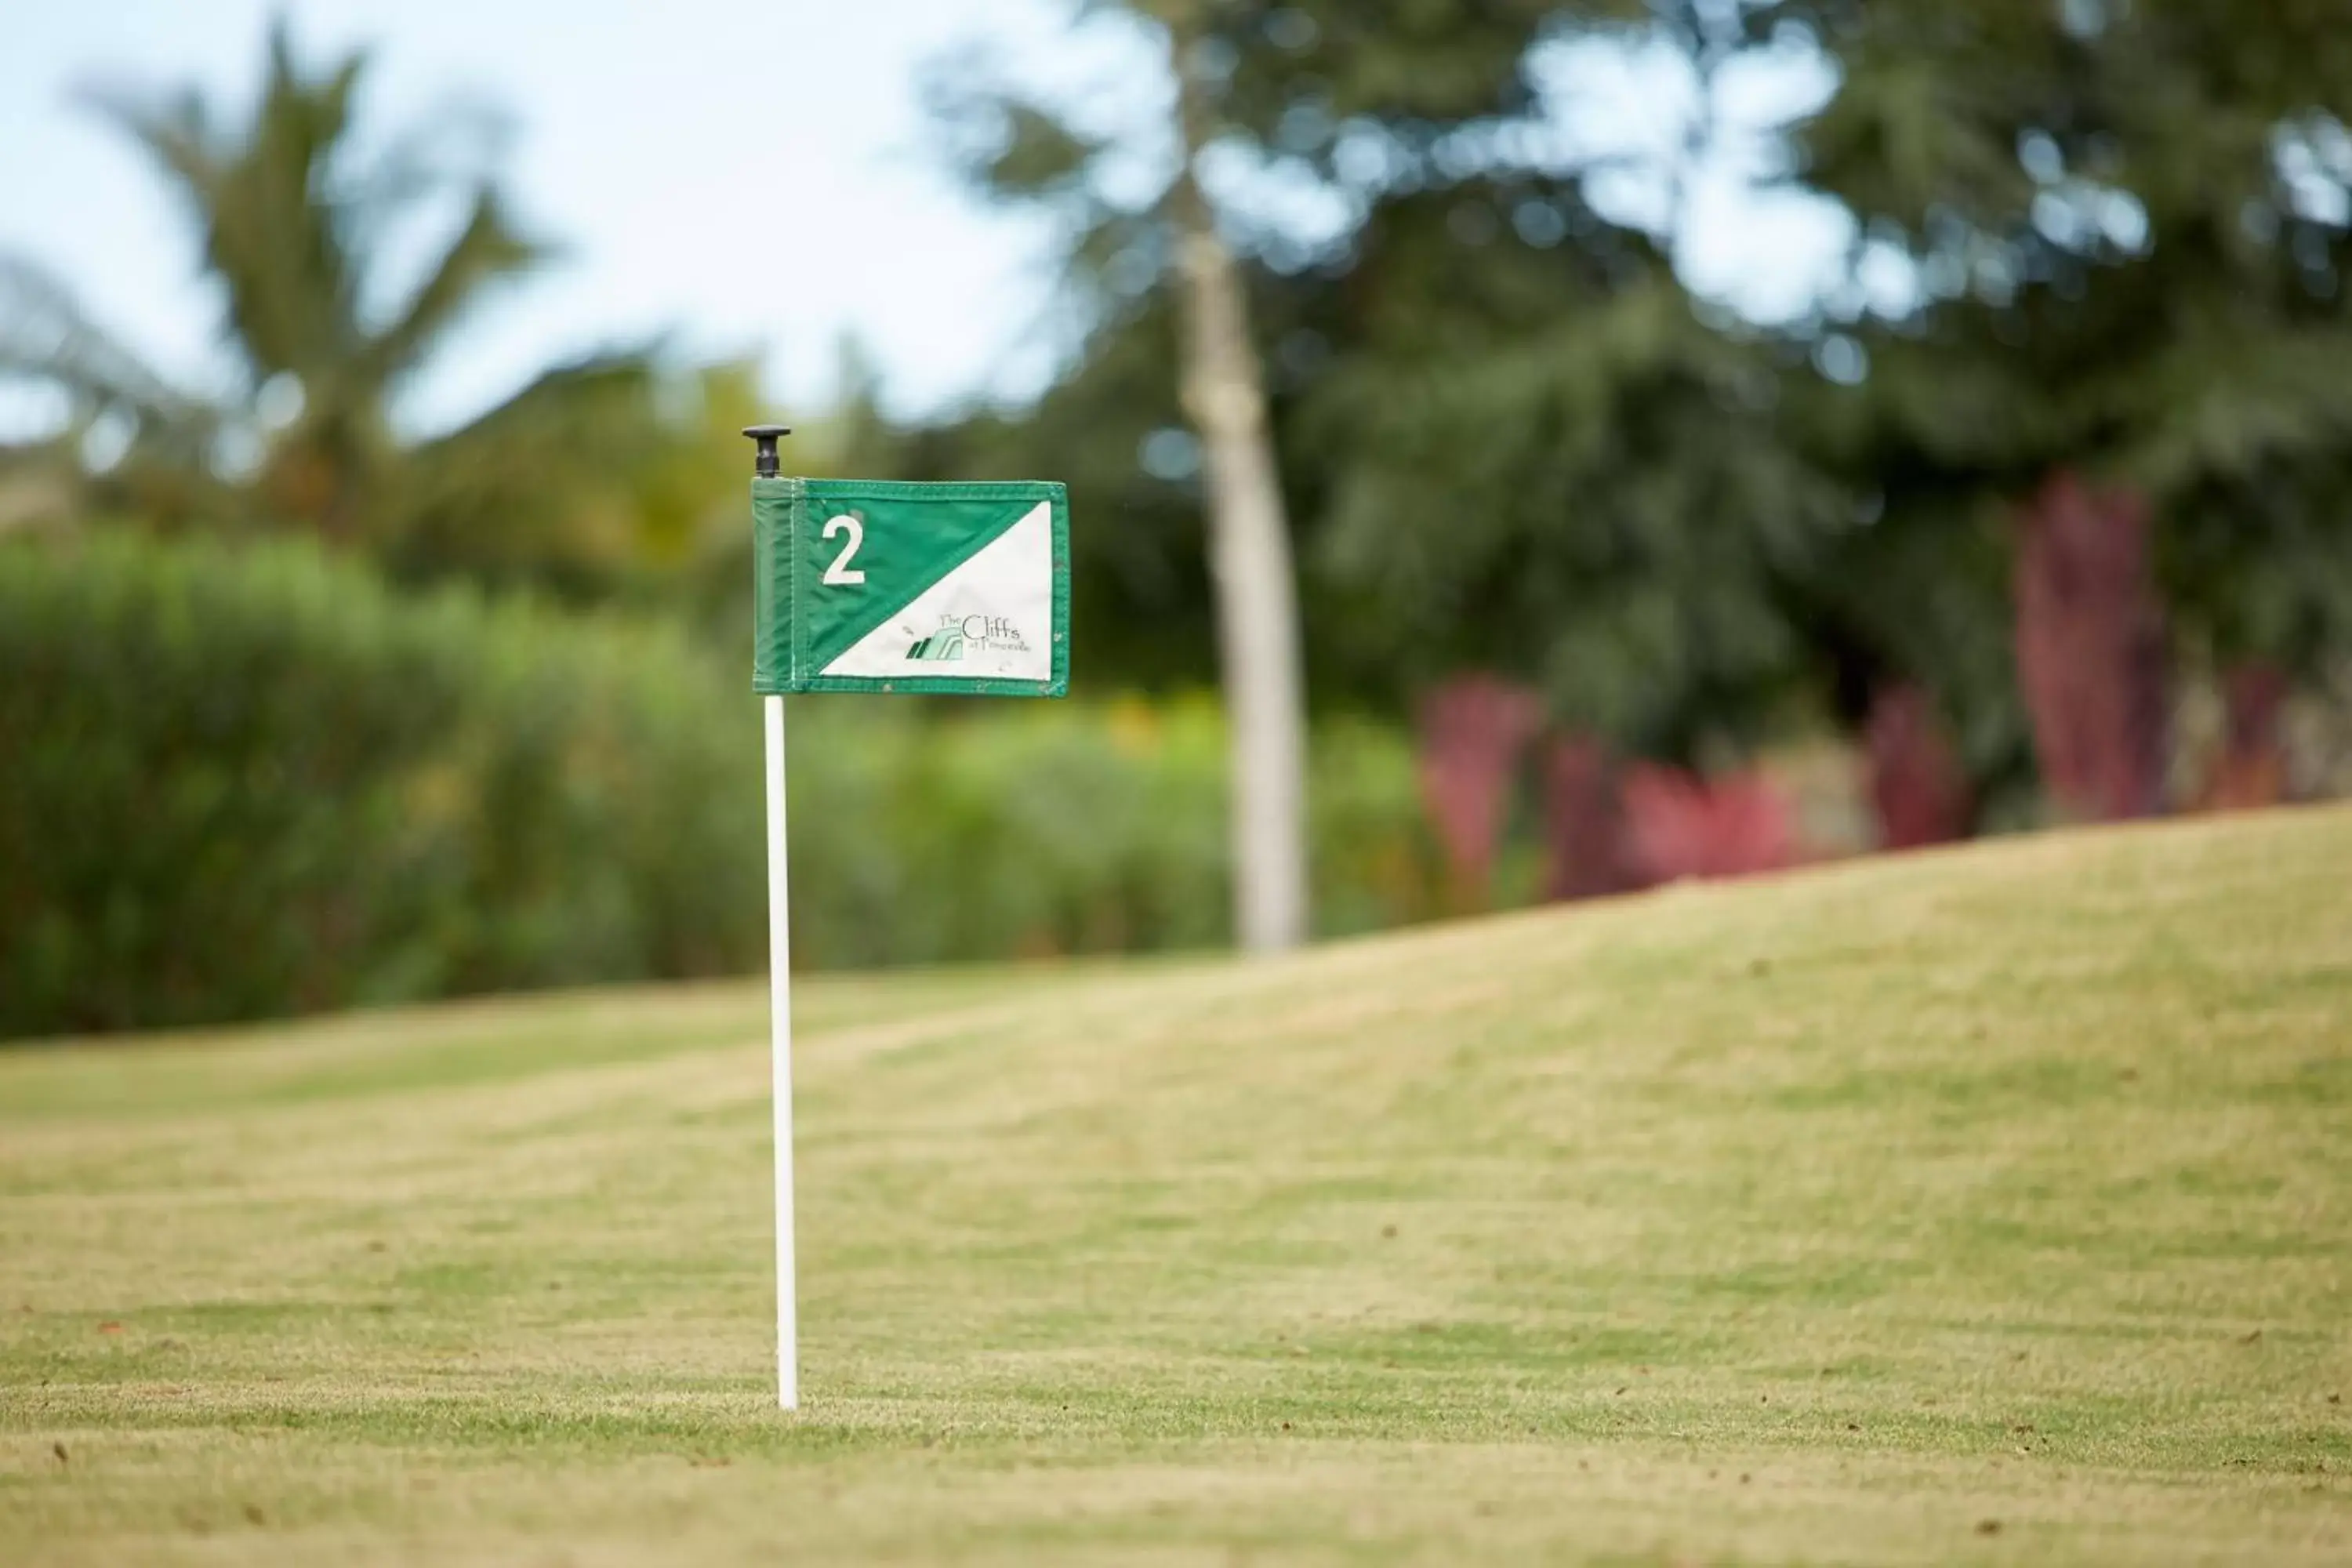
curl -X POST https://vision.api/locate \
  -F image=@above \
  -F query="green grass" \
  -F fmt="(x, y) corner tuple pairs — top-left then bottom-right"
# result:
(4, 808), (2350, 1565)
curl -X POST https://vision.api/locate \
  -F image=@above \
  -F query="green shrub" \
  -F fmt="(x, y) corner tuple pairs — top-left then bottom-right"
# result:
(0, 533), (1444, 1040)
(779, 695), (1443, 967)
(0, 533), (764, 1038)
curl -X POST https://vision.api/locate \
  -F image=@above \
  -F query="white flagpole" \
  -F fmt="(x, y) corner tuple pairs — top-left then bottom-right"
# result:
(763, 692), (797, 1410)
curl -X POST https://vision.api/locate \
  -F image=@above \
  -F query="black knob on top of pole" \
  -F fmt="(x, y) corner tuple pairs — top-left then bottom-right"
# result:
(742, 424), (792, 478)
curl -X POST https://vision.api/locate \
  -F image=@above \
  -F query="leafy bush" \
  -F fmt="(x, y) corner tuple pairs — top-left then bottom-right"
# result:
(2, 534), (1443, 1040)
(0, 533), (766, 1037)
(783, 695), (1442, 968)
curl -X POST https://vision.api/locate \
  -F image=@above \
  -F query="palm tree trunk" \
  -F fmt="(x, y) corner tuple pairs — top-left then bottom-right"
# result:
(1170, 42), (1309, 953)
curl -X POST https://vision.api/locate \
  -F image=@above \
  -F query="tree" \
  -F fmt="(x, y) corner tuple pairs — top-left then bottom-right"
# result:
(0, 23), (736, 590)
(928, 1), (1872, 899)
(1283, 0), (1855, 890)
(932, 1), (1340, 951)
(1166, 5), (1312, 951)
(1784, 0), (2352, 816)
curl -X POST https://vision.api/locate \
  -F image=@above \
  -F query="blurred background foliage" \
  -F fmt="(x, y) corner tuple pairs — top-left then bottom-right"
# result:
(3, 2), (2350, 1037)
(0, 534), (1440, 1036)
(0, 532), (764, 1036)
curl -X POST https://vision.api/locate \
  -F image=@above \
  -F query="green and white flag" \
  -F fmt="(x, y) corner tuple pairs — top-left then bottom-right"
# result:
(746, 459), (1069, 1413)
(751, 477), (1069, 697)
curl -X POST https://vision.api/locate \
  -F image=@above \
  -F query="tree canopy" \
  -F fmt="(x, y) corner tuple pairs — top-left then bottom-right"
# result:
(916, 0), (2352, 814)
(0, 23), (748, 591)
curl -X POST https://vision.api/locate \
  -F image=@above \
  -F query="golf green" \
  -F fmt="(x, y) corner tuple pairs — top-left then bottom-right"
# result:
(4, 807), (2348, 1563)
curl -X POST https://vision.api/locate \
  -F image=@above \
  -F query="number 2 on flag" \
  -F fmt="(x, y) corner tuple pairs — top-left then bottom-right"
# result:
(821, 515), (866, 584)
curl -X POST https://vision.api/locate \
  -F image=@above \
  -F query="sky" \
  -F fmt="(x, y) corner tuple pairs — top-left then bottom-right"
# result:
(0, 1), (1853, 439)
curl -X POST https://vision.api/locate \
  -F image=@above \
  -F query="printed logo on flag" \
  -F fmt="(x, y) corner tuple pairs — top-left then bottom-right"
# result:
(909, 614), (1029, 662)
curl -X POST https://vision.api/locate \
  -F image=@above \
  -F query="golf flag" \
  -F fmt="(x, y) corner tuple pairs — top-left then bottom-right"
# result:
(745, 443), (1071, 1414)
(752, 477), (1069, 696)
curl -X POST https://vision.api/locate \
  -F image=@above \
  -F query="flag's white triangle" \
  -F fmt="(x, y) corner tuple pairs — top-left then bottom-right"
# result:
(820, 502), (1054, 681)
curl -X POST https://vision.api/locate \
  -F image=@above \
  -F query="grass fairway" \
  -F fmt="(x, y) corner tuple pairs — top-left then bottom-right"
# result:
(4, 808), (2350, 1565)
